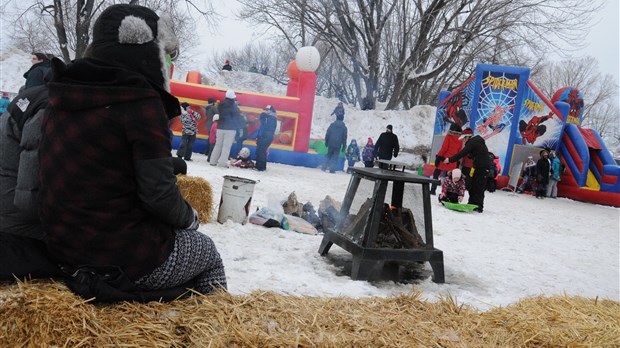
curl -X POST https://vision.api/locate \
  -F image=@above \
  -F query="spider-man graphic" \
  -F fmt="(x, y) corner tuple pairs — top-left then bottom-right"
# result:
(519, 112), (553, 144)
(566, 89), (584, 119)
(444, 93), (468, 126)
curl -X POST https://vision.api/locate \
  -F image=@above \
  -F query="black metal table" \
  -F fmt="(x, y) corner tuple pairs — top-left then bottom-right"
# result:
(376, 159), (409, 172)
(318, 167), (444, 283)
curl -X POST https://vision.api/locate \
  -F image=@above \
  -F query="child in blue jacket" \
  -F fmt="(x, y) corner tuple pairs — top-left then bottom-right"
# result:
(345, 139), (360, 173)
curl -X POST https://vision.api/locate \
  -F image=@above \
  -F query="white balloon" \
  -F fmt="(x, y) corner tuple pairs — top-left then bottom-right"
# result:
(295, 46), (321, 72)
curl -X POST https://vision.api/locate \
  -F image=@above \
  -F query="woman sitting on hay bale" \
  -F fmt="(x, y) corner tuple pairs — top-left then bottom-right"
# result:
(37, 4), (226, 301)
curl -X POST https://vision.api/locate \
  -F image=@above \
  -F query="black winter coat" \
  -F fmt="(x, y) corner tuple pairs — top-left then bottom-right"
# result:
(0, 85), (48, 240)
(536, 158), (550, 185)
(374, 132), (399, 160)
(448, 135), (491, 169)
(217, 98), (243, 130)
(325, 120), (347, 150)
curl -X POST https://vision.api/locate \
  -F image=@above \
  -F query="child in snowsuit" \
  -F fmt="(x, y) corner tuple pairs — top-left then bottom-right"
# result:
(517, 156), (537, 193)
(439, 168), (467, 204)
(486, 152), (501, 192)
(362, 137), (375, 167)
(231, 147), (255, 168)
(345, 139), (360, 173)
(176, 102), (201, 161)
(207, 114), (219, 161)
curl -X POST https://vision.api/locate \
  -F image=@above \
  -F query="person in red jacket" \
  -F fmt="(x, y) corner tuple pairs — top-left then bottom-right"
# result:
(431, 123), (462, 195)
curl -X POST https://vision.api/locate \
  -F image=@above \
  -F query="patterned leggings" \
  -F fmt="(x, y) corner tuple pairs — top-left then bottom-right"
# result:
(135, 229), (227, 294)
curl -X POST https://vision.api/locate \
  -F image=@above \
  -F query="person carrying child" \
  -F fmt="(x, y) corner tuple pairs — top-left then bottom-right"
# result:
(345, 139), (360, 173)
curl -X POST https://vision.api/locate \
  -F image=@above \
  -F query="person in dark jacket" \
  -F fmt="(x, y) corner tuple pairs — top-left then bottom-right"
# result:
(39, 4), (226, 297)
(444, 129), (490, 212)
(210, 89), (242, 167)
(23, 53), (51, 90)
(535, 149), (550, 199)
(222, 59), (232, 71)
(374, 124), (400, 169)
(203, 98), (217, 155)
(255, 105), (278, 171)
(0, 82), (64, 281)
(330, 102), (345, 118)
(322, 114), (347, 173)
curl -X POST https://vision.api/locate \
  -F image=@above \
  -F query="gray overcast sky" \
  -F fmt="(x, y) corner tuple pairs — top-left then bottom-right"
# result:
(205, 0), (619, 83)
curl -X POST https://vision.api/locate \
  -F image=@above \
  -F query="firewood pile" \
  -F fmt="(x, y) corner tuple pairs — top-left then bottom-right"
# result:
(340, 200), (425, 249)
(376, 204), (425, 249)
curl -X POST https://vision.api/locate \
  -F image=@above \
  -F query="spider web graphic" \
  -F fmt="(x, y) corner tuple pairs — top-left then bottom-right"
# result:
(475, 72), (519, 132)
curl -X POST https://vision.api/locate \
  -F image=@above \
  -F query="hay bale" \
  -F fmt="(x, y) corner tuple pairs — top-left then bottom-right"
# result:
(176, 175), (213, 223)
(1, 280), (618, 347)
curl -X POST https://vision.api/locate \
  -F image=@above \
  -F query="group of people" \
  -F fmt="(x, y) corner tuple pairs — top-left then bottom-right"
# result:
(431, 118), (564, 212)
(1, 4), (227, 300)
(517, 149), (562, 199)
(176, 90), (278, 171)
(323, 103), (400, 173)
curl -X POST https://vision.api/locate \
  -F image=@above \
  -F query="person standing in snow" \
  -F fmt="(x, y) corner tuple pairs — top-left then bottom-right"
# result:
(222, 59), (232, 71)
(23, 53), (51, 90)
(362, 137), (375, 168)
(211, 89), (242, 167)
(38, 4), (226, 298)
(374, 124), (400, 169)
(535, 149), (550, 199)
(486, 152), (501, 193)
(345, 139), (360, 173)
(255, 105), (277, 171)
(207, 114), (219, 161)
(0, 92), (10, 113)
(330, 102), (345, 118)
(176, 102), (201, 161)
(444, 130), (490, 213)
(322, 113), (347, 173)
(517, 156), (537, 193)
(431, 122), (462, 195)
(203, 98), (217, 155)
(546, 149), (561, 198)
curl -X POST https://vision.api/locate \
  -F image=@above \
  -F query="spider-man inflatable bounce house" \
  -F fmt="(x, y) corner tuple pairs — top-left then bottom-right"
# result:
(429, 63), (619, 207)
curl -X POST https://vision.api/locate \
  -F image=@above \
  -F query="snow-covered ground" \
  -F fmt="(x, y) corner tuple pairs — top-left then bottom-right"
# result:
(1, 48), (618, 311)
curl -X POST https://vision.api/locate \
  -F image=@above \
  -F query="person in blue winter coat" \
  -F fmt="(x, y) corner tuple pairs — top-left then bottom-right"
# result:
(176, 102), (201, 161)
(546, 149), (561, 198)
(0, 92), (10, 113)
(255, 105), (278, 171)
(345, 139), (360, 173)
(322, 114), (347, 173)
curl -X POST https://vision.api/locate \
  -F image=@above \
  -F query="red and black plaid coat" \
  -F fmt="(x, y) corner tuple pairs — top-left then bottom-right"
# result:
(39, 58), (193, 280)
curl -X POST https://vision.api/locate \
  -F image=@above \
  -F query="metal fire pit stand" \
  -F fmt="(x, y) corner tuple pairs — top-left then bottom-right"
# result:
(318, 167), (444, 283)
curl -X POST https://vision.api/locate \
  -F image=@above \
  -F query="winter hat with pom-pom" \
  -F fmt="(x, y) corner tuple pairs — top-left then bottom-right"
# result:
(87, 4), (179, 92)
